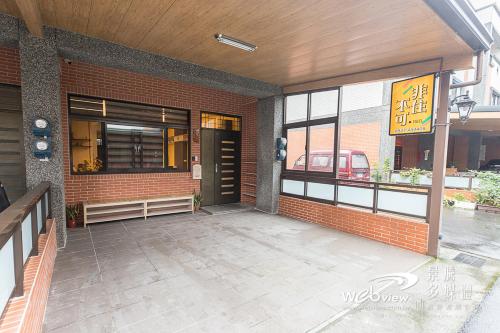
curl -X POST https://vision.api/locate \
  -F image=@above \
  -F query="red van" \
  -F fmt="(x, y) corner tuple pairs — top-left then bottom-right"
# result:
(292, 149), (370, 181)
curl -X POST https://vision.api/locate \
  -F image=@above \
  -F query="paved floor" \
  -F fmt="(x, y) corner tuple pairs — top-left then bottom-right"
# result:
(441, 208), (500, 260)
(200, 203), (254, 215)
(44, 210), (427, 332)
(322, 247), (500, 333)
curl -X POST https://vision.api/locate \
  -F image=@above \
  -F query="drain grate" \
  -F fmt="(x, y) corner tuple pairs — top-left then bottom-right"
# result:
(453, 253), (486, 268)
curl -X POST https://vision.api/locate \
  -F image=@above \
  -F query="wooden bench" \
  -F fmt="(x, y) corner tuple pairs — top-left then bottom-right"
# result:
(83, 195), (193, 227)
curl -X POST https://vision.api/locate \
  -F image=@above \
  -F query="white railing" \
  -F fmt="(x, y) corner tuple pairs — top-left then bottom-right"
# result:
(281, 176), (430, 220)
(0, 183), (50, 316)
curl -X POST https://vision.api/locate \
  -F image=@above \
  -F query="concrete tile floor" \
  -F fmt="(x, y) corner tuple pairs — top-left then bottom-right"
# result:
(44, 210), (428, 333)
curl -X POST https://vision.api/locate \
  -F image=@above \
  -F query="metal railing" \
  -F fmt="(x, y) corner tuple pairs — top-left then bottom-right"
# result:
(281, 175), (431, 221)
(389, 171), (480, 190)
(0, 182), (51, 315)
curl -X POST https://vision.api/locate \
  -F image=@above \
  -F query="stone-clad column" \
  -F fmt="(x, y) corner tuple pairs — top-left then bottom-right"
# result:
(19, 26), (66, 247)
(256, 96), (283, 214)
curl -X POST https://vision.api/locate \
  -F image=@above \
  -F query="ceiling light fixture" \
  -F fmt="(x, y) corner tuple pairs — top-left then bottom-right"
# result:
(214, 33), (257, 52)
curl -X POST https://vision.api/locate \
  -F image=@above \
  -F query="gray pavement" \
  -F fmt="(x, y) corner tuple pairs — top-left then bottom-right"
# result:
(320, 247), (500, 333)
(441, 208), (500, 260)
(461, 278), (500, 333)
(441, 207), (500, 333)
(44, 210), (428, 332)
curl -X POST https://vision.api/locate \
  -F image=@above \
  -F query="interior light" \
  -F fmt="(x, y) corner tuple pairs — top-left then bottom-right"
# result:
(214, 33), (257, 52)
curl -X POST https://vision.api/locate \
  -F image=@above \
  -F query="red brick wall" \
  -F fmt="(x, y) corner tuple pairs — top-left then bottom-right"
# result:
(0, 46), (21, 85)
(340, 122), (381, 168)
(20, 219), (57, 333)
(279, 195), (429, 254)
(60, 60), (257, 205)
(0, 220), (57, 333)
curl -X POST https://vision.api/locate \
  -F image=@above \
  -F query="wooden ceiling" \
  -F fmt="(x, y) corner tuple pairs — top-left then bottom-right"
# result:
(0, 0), (474, 87)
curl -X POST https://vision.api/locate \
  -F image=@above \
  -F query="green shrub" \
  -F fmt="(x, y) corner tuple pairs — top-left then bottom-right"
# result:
(474, 172), (500, 207)
(400, 168), (426, 186)
(383, 158), (392, 182)
(372, 163), (382, 182)
(453, 193), (467, 202)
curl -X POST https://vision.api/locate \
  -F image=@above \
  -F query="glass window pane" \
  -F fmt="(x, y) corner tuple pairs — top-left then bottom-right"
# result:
(69, 96), (104, 116)
(352, 154), (369, 169)
(286, 127), (306, 170)
(285, 94), (308, 123)
(167, 128), (189, 171)
(282, 179), (304, 195)
(339, 156), (347, 169)
(307, 123), (335, 173)
(307, 182), (335, 201)
(69, 95), (189, 126)
(201, 112), (241, 131)
(106, 124), (164, 170)
(310, 90), (338, 119)
(71, 120), (104, 173)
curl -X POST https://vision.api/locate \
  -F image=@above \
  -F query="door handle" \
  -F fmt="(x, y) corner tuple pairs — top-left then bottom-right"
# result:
(215, 163), (218, 173)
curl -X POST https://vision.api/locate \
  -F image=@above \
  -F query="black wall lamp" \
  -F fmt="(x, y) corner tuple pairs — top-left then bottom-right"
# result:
(450, 94), (476, 124)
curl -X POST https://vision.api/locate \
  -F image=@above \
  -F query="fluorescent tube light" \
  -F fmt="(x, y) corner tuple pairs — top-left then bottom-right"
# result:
(214, 33), (257, 52)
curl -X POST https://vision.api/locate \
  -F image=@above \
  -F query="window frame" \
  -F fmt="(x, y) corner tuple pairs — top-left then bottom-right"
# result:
(491, 88), (500, 106)
(281, 87), (341, 189)
(68, 94), (191, 175)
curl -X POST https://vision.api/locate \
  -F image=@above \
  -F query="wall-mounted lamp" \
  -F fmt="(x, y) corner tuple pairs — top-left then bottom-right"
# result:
(450, 94), (476, 124)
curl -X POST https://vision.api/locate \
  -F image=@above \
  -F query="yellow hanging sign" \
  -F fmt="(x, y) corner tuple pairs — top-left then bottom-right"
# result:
(389, 73), (436, 136)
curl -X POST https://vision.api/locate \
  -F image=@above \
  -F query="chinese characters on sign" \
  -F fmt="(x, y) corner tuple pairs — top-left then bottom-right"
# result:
(389, 73), (436, 135)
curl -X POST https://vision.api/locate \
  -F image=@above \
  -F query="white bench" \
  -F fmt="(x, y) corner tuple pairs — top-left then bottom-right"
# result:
(83, 195), (193, 227)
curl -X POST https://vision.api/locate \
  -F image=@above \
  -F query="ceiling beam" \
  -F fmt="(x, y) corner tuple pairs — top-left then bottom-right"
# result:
(14, 0), (43, 37)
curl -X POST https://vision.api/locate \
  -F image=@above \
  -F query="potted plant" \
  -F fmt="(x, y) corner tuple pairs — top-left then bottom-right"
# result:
(193, 190), (202, 211)
(66, 204), (80, 228)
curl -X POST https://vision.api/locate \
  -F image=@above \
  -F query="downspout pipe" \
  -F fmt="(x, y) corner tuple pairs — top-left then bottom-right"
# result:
(449, 51), (484, 89)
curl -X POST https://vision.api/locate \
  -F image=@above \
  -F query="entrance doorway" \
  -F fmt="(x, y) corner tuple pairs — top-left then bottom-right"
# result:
(200, 113), (241, 206)
(0, 84), (26, 203)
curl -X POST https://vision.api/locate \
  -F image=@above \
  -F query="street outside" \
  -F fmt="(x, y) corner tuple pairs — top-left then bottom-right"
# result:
(442, 208), (500, 260)
(441, 208), (500, 332)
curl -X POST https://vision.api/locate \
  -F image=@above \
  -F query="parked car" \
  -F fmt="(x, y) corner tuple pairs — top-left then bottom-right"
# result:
(292, 149), (370, 181)
(479, 159), (500, 173)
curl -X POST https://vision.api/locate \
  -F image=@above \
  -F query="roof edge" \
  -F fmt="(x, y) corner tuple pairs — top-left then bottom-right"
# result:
(425, 0), (493, 51)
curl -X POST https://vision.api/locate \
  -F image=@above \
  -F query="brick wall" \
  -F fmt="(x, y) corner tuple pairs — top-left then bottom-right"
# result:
(0, 46), (20, 86)
(60, 60), (257, 205)
(340, 122), (381, 167)
(279, 195), (429, 254)
(0, 219), (57, 333)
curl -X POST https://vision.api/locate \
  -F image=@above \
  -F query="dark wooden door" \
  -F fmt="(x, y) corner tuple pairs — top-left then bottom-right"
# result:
(214, 130), (241, 205)
(201, 129), (241, 206)
(0, 85), (26, 203)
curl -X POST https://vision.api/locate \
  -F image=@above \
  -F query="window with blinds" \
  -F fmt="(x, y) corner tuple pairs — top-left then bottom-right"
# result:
(68, 95), (190, 174)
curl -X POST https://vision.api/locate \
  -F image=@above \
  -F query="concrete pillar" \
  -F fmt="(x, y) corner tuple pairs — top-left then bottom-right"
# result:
(19, 27), (66, 247)
(428, 72), (451, 257)
(256, 96), (283, 214)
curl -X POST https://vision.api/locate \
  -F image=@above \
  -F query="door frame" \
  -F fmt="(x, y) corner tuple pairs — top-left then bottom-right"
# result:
(200, 112), (243, 206)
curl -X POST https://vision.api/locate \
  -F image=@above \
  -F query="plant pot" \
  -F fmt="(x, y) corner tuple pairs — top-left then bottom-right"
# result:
(454, 201), (476, 210)
(476, 204), (500, 214)
(67, 219), (77, 228)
